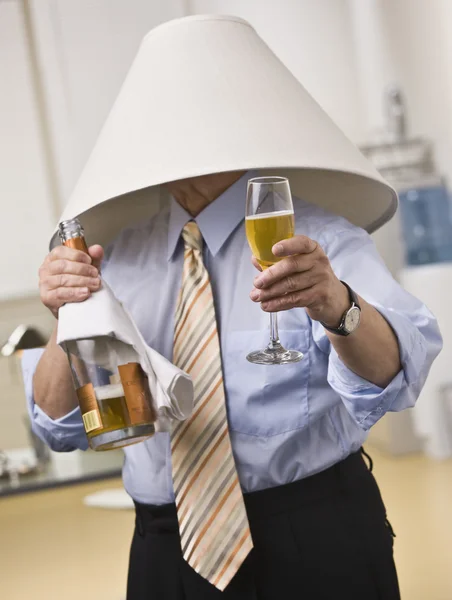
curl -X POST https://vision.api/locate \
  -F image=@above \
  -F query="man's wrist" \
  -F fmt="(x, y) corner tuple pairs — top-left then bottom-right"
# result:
(319, 281), (350, 327)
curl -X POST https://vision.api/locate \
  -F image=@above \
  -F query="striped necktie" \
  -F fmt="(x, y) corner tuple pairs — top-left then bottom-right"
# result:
(171, 221), (253, 591)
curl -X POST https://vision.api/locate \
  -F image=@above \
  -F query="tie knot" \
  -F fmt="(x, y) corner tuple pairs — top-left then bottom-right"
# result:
(182, 221), (203, 252)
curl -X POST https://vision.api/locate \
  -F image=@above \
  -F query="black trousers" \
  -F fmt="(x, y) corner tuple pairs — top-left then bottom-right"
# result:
(127, 450), (400, 599)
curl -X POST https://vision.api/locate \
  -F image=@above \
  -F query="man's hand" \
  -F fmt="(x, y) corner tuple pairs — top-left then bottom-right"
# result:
(249, 236), (350, 326)
(39, 245), (104, 318)
(250, 234), (402, 387)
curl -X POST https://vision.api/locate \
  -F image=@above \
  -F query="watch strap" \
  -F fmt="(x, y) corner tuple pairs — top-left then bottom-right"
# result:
(340, 280), (360, 310)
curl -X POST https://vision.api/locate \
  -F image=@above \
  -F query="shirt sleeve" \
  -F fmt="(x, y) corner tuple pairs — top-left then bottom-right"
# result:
(312, 225), (443, 431)
(21, 348), (89, 452)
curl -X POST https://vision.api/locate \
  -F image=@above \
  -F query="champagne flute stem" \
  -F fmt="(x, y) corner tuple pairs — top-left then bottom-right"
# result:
(269, 312), (280, 348)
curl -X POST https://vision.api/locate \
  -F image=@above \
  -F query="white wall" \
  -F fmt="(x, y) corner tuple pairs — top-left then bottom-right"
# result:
(349, 0), (452, 175)
(187, 0), (365, 143)
(0, 2), (56, 300)
(378, 0), (452, 184)
(347, 0), (405, 276)
(30, 0), (187, 204)
(348, 0), (397, 137)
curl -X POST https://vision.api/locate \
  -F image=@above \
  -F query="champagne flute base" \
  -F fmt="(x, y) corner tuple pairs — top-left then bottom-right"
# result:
(246, 343), (303, 365)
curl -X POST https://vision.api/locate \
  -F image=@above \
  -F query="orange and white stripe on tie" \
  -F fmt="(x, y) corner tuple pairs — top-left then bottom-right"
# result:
(171, 221), (253, 591)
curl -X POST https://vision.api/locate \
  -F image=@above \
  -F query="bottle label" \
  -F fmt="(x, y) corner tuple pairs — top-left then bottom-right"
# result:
(82, 410), (102, 433)
(77, 383), (103, 433)
(118, 363), (156, 426)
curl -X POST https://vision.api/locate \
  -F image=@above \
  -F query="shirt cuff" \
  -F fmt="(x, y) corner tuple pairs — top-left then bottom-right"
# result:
(327, 302), (427, 430)
(21, 348), (88, 452)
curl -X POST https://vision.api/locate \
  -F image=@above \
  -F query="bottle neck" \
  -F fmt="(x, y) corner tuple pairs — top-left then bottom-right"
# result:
(58, 218), (88, 253)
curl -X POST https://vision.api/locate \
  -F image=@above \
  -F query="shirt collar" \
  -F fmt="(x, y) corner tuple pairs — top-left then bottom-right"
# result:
(167, 170), (256, 260)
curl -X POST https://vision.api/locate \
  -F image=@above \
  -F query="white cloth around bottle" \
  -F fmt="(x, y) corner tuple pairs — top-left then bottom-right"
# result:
(57, 281), (194, 431)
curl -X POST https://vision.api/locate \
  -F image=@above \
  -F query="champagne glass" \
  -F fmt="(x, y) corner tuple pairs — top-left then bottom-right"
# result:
(245, 176), (304, 365)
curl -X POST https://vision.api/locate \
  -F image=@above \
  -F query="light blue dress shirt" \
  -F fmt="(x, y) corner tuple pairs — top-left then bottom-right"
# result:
(22, 172), (442, 505)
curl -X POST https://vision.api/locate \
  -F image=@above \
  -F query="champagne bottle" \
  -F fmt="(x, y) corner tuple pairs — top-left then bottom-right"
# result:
(58, 218), (156, 451)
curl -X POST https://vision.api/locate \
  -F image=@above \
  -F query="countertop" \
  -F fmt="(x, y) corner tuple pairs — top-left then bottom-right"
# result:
(0, 463), (122, 497)
(0, 447), (123, 497)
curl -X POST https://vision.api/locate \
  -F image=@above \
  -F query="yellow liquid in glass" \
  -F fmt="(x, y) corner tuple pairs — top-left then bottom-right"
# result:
(87, 385), (130, 439)
(245, 210), (294, 268)
(96, 396), (129, 433)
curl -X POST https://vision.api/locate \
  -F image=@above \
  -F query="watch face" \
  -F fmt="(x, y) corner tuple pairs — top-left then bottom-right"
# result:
(344, 306), (361, 333)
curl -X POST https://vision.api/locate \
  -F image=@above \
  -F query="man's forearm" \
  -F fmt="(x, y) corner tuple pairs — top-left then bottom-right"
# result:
(33, 327), (79, 419)
(326, 296), (401, 389)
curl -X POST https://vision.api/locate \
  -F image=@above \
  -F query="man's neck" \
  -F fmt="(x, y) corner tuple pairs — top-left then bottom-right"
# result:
(165, 171), (246, 217)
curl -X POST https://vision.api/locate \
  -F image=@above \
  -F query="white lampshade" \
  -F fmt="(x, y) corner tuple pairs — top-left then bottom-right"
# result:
(52, 15), (397, 249)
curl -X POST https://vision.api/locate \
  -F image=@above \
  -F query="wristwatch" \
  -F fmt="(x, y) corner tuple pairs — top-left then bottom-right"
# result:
(321, 281), (361, 336)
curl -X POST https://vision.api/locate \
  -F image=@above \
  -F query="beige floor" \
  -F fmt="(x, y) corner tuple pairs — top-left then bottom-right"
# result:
(0, 478), (134, 600)
(0, 447), (451, 600)
(370, 446), (452, 600)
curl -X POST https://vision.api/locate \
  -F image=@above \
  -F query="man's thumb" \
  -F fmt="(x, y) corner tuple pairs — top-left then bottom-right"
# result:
(88, 244), (104, 270)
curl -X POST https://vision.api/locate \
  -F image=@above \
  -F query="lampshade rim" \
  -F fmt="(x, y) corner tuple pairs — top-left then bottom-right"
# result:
(142, 14), (252, 44)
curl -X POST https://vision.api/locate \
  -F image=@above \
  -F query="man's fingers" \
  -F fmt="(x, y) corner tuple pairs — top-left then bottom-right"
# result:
(260, 288), (317, 313)
(47, 245), (92, 265)
(254, 253), (315, 289)
(44, 286), (91, 309)
(45, 274), (101, 291)
(272, 235), (317, 258)
(39, 244), (103, 317)
(250, 269), (319, 302)
(251, 255), (263, 272)
(45, 259), (99, 278)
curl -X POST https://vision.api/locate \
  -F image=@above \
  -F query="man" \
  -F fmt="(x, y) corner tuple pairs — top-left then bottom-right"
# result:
(23, 15), (441, 600)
